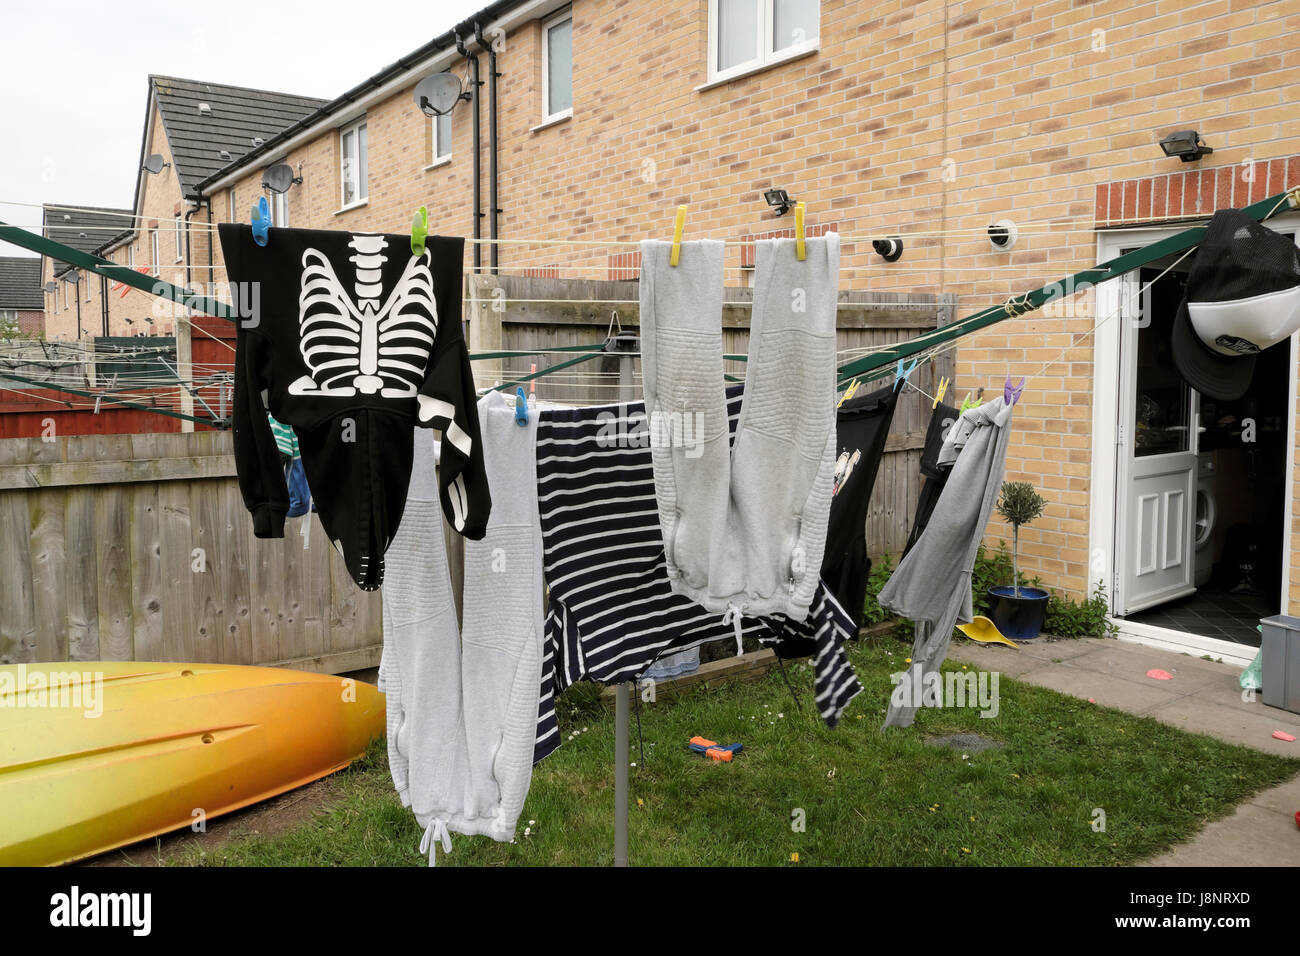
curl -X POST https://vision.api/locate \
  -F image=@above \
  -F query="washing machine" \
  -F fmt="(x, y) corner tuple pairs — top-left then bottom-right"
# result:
(1194, 452), (1217, 586)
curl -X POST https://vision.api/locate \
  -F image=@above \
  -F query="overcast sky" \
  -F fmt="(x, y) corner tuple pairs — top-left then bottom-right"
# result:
(0, 0), (486, 256)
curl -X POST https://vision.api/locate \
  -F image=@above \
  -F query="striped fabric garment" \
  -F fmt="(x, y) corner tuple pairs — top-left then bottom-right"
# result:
(266, 413), (299, 459)
(532, 390), (863, 764)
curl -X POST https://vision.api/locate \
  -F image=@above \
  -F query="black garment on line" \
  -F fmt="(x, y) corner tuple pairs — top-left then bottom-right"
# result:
(902, 400), (960, 561)
(792, 382), (900, 646)
(219, 224), (490, 591)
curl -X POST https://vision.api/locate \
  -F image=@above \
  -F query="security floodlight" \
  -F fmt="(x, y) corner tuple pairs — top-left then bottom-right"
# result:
(1159, 130), (1213, 163)
(261, 163), (303, 194)
(142, 154), (170, 175)
(414, 73), (469, 116)
(764, 188), (795, 215)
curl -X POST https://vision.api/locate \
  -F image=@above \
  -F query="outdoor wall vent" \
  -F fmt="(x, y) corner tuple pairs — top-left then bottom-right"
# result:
(988, 219), (1019, 251)
(872, 237), (903, 262)
(198, 102), (212, 115)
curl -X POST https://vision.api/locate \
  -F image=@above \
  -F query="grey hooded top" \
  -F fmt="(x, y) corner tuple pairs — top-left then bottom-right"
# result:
(877, 395), (1015, 729)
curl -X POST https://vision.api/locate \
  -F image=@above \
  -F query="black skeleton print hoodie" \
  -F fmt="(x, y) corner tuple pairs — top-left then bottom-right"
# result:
(219, 224), (490, 590)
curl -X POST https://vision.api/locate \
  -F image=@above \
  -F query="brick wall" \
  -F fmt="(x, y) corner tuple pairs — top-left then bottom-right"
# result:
(204, 0), (1300, 606)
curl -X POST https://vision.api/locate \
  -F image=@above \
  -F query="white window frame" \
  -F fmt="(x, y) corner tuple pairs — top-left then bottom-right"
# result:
(228, 187), (236, 223)
(338, 119), (369, 210)
(85, 273), (91, 302)
(126, 243), (134, 268)
(430, 111), (453, 166)
(706, 0), (820, 86)
(174, 216), (183, 262)
(541, 8), (574, 125)
(149, 230), (160, 277)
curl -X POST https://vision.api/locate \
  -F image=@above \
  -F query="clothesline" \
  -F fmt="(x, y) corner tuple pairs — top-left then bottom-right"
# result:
(12, 198), (1090, 243)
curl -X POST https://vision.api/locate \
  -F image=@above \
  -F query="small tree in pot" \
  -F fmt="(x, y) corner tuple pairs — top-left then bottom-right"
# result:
(997, 481), (1046, 597)
(987, 481), (1050, 640)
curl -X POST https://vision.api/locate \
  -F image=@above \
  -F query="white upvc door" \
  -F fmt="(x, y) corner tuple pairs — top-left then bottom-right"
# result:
(1115, 265), (1200, 614)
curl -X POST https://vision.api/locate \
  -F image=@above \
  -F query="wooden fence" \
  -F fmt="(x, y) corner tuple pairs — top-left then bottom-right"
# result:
(468, 275), (956, 559)
(0, 276), (953, 668)
(0, 431), (383, 669)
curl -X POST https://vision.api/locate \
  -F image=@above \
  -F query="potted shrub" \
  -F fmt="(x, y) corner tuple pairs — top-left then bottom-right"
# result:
(987, 481), (1051, 640)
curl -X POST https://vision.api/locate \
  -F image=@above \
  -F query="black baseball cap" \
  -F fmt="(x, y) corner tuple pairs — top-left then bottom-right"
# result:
(1171, 208), (1300, 401)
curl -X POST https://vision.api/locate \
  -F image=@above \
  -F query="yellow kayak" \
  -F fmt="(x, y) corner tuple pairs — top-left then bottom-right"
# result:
(0, 662), (385, 866)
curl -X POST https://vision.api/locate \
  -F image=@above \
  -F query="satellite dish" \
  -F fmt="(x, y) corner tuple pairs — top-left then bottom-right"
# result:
(413, 73), (466, 116)
(43, 282), (57, 293)
(142, 154), (169, 175)
(261, 163), (301, 194)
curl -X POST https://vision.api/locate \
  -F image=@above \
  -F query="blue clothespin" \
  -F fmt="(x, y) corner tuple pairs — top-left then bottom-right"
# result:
(514, 386), (529, 426)
(1004, 375), (1025, 406)
(893, 358), (919, 393)
(251, 196), (271, 247)
(411, 206), (429, 256)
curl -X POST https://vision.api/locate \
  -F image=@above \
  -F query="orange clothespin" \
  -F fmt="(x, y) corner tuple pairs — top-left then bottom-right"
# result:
(794, 201), (806, 261)
(932, 376), (949, 409)
(670, 204), (687, 267)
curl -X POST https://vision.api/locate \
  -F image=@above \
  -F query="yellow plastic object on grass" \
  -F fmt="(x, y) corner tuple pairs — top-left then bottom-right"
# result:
(0, 662), (385, 866)
(956, 616), (1019, 648)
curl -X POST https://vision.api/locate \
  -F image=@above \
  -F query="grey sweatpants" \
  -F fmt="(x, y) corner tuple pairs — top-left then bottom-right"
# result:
(639, 233), (840, 622)
(379, 395), (544, 864)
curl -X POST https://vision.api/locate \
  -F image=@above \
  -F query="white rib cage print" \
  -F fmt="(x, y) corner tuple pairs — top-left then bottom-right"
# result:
(289, 234), (439, 398)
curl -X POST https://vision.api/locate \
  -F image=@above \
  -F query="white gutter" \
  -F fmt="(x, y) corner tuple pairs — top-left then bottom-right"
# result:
(198, 0), (563, 196)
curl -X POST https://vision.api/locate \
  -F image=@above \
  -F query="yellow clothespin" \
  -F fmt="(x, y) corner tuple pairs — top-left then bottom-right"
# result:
(794, 201), (807, 261)
(837, 378), (861, 408)
(932, 376), (949, 409)
(670, 204), (687, 267)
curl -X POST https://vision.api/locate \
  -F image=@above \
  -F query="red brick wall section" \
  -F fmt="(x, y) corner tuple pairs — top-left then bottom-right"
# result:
(1097, 155), (1300, 226)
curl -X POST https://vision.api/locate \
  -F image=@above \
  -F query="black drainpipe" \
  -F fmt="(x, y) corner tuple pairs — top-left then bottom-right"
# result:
(457, 32), (483, 274)
(476, 22), (501, 274)
(100, 274), (109, 337)
(183, 198), (207, 295)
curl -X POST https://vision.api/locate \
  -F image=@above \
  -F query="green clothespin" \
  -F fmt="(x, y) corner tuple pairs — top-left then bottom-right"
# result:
(411, 206), (429, 256)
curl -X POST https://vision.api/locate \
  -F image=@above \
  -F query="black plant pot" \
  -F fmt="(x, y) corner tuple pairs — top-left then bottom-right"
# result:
(987, 586), (1050, 641)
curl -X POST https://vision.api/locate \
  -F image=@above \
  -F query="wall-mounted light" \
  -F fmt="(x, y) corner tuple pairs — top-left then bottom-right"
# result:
(261, 163), (303, 194)
(142, 154), (170, 175)
(413, 72), (471, 116)
(1158, 130), (1213, 163)
(988, 219), (1019, 251)
(764, 188), (795, 215)
(872, 237), (903, 262)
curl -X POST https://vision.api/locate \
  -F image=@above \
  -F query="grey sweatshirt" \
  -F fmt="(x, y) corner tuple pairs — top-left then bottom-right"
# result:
(379, 394), (544, 864)
(877, 395), (1015, 729)
(639, 234), (840, 624)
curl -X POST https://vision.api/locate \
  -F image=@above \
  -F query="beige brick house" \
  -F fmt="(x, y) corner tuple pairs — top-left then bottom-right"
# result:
(178, 0), (1298, 662)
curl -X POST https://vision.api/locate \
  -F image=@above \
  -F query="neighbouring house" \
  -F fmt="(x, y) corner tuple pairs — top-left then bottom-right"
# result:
(39, 205), (132, 341)
(0, 256), (43, 337)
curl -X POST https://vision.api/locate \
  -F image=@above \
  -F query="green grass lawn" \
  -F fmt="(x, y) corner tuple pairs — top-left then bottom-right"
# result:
(176, 636), (1299, 866)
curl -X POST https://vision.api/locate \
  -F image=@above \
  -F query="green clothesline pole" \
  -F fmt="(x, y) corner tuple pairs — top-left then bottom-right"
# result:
(484, 350), (607, 391)
(0, 368), (222, 426)
(0, 221), (237, 321)
(835, 186), (1300, 385)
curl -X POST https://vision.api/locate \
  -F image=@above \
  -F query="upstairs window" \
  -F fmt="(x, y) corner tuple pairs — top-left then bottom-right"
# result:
(340, 119), (369, 208)
(709, 0), (819, 83)
(174, 216), (183, 262)
(432, 110), (452, 163)
(542, 9), (573, 123)
(149, 229), (160, 277)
